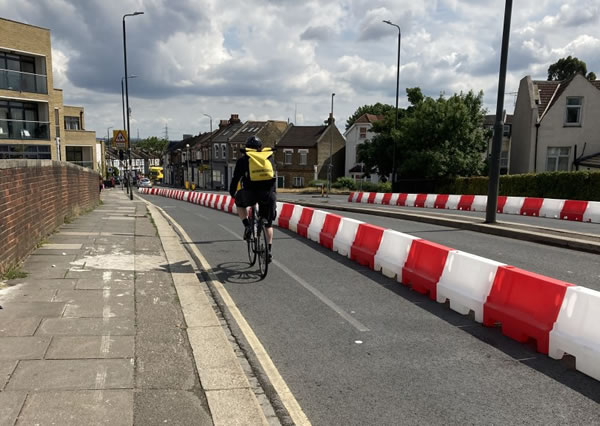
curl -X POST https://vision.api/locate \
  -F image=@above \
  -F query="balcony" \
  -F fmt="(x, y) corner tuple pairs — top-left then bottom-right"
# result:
(0, 119), (50, 140)
(0, 69), (48, 94)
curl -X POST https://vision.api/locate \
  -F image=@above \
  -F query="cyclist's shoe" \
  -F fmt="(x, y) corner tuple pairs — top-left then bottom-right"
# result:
(243, 225), (252, 240)
(267, 252), (273, 263)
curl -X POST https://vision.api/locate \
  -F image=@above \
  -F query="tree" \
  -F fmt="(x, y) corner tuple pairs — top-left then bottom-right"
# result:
(345, 103), (396, 130)
(547, 56), (596, 81)
(357, 88), (489, 179)
(135, 136), (169, 161)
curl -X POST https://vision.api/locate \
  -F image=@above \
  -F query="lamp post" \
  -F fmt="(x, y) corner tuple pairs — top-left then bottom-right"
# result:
(106, 126), (113, 179)
(203, 114), (213, 190)
(383, 19), (401, 188)
(186, 143), (190, 188)
(121, 75), (137, 130)
(327, 92), (335, 197)
(123, 11), (144, 200)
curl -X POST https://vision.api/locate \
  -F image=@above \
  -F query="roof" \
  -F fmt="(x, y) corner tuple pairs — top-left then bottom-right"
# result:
(212, 122), (244, 142)
(229, 121), (268, 144)
(276, 125), (328, 148)
(577, 151), (600, 169)
(483, 113), (513, 126)
(533, 75), (600, 119)
(354, 113), (385, 124)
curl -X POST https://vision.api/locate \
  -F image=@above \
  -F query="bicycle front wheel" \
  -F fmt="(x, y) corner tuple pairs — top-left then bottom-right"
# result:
(247, 233), (257, 266)
(257, 223), (269, 279)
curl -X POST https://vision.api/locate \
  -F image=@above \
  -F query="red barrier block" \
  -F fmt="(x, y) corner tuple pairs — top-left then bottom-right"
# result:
(213, 195), (221, 208)
(296, 208), (315, 238)
(457, 195), (474, 211)
(483, 266), (574, 354)
(520, 197), (544, 216)
(348, 192), (355, 202)
(319, 214), (342, 250)
(496, 196), (507, 213)
(355, 192), (364, 203)
(367, 192), (377, 204)
(560, 200), (588, 221)
(402, 240), (452, 300)
(228, 197), (236, 213)
(350, 224), (385, 269)
(206, 194), (214, 206)
(434, 194), (449, 209)
(382, 193), (393, 205)
(396, 193), (408, 206)
(277, 203), (295, 229)
(414, 194), (427, 208)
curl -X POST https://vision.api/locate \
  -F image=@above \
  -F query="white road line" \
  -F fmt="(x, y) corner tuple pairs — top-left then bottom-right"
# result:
(154, 206), (311, 426)
(218, 224), (370, 332)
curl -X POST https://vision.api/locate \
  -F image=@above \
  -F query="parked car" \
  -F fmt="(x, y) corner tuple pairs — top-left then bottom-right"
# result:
(138, 178), (152, 188)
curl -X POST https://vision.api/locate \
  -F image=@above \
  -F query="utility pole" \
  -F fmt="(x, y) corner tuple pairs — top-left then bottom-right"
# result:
(327, 93), (335, 197)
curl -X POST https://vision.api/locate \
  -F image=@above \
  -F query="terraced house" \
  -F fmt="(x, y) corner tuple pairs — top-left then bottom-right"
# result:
(0, 18), (97, 169)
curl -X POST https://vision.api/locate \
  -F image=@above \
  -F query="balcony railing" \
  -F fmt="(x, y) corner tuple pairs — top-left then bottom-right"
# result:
(0, 69), (48, 94)
(0, 119), (50, 140)
(67, 160), (94, 169)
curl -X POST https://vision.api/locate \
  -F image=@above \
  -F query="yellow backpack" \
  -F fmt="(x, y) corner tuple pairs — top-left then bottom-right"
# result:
(246, 147), (275, 181)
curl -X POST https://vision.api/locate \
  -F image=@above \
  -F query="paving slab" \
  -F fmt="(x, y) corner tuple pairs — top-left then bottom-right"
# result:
(0, 391), (26, 426)
(0, 302), (64, 319)
(134, 390), (212, 426)
(45, 336), (134, 359)
(0, 336), (51, 360)
(7, 359), (134, 390)
(0, 317), (41, 336)
(39, 244), (83, 250)
(17, 390), (133, 426)
(0, 287), (57, 302)
(37, 317), (135, 336)
(54, 288), (132, 303)
(206, 388), (268, 426)
(4, 278), (78, 290)
(21, 263), (71, 279)
(75, 279), (134, 290)
(63, 298), (135, 318)
(0, 360), (17, 389)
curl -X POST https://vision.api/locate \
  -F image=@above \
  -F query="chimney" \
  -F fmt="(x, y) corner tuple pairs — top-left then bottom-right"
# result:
(230, 114), (241, 124)
(219, 119), (229, 129)
(327, 113), (335, 125)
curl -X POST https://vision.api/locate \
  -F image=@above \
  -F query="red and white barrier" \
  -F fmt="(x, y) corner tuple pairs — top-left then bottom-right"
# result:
(139, 188), (600, 382)
(348, 192), (600, 224)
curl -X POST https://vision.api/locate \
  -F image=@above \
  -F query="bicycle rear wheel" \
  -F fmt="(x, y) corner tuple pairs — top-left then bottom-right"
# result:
(257, 221), (269, 279)
(247, 214), (257, 266)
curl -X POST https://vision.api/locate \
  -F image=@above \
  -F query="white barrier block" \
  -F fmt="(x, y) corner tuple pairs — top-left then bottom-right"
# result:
(446, 195), (461, 210)
(307, 209), (328, 242)
(332, 218), (364, 257)
(389, 193), (400, 205)
(288, 205), (304, 233)
(374, 193), (384, 204)
(549, 286), (600, 381)
(502, 196), (525, 214)
(471, 195), (488, 211)
(374, 230), (420, 281)
(424, 194), (438, 209)
(360, 193), (370, 203)
(405, 194), (417, 207)
(275, 202), (284, 226)
(437, 251), (504, 323)
(183, 191), (190, 202)
(539, 198), (565, 218)
(583, 201), (600, 223)
(352, 192), (360, 202)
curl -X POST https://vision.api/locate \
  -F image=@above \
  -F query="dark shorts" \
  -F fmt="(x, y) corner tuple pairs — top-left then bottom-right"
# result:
(235, 189), (277, 227)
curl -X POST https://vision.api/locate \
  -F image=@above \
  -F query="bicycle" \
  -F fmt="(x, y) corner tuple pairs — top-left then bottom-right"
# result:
(246, 204), (270, 280)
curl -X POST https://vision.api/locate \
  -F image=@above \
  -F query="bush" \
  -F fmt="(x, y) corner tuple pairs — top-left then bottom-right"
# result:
(307, 179), (327, 187)
(332, 177), (356, 190)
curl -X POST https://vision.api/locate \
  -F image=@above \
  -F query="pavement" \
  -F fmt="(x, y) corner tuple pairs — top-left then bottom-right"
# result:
(0, 187), (278, 426)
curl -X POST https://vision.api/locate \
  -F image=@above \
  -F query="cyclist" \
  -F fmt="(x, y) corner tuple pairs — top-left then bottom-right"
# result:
(229, 136), (277, 262)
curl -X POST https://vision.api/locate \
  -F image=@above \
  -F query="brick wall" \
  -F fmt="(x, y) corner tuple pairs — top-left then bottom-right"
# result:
(0, 160), (100, 275)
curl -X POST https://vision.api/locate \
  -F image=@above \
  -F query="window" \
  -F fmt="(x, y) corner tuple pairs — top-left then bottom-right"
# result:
(284, 149), (293, 165)
(359, 127), (367, 139)
(565, 97), (583, 125)
(232, 144), (237, 160)
(65, 116), (80, 130)
(293, 176), (304, 187)
(214, 144), (219, 159)
(299, 149), (308, 165)
(503, 124), (511, 137)
(221, 143), (227, 159)
(0, 144), (51, 159)
(546, 147), (570, 171)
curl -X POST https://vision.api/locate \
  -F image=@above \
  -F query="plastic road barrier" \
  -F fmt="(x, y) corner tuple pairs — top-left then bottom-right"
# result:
(367, 192), (377, 204)
(414, 194), (427, 208)
(374, 230), (420, 282)
(382, 193), (393, 205)
(277, 203), (295, 229)
(483, 266), (574, 354)
(396, 193), (408, 206)
(307, 210), (328, 242)
(402, 240), (454, 300)
(424, 194), (438, 209)
(296, 208), (315, 238)
(457, 195), (474, 211)
(350, 224), (386, 269)
(583, 201), (600, 223)
(433, 194), (448, 209)
(520, 197), (544, 216)
(560, 200), (588, 221)
(471, 195), (488, 212)
(333, 217), (364, 257)
(319, 214), (343, 250)
(288, 205), (304, 233)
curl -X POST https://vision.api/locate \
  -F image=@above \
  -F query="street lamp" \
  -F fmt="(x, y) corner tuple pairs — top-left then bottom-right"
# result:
(383, 19), (401, 188)
(186, 143), (190, 188)
(123, 11), (144, 200)
(121, 75), (137, 130)
(106, 126), (113, 179)
(327, 93), (335, 197)
(203, 114), (213, 190)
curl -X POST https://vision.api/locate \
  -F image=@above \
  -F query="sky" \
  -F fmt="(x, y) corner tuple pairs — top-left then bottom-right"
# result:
(1, 0), (599, 141)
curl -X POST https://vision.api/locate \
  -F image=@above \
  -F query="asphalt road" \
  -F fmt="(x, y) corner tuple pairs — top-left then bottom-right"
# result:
(140, 192), (600, 425)
(280, 193), (600, 236)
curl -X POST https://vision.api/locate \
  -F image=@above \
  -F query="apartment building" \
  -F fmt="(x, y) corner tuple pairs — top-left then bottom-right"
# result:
(0, 18), (97, 169)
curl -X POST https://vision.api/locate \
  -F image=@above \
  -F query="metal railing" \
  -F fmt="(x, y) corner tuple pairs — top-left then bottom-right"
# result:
(0, 119), (50, 140)
(0, 69), (48, 94)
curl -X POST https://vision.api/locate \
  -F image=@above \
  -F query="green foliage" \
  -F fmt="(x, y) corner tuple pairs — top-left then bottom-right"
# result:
(1, 264), (28, 280)
(345, 103), (396, 131)
(435, 171), (600, 201)
(307, 179), (327, 187)
(135, 136), (169, 160)
(547, 56), (596, 81)
(332, 177), (356, 190)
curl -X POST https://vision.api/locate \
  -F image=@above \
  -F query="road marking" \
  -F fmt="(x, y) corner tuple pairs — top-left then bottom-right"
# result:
(218, 224), (370, 332)
(153, 205), (311, 426)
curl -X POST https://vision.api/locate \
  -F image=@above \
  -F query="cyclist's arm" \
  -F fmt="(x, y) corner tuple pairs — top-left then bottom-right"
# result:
(229, 157), (245, 197)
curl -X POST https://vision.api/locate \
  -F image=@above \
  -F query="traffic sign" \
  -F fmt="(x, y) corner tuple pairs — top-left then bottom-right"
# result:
(113, 130), (128, 149)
